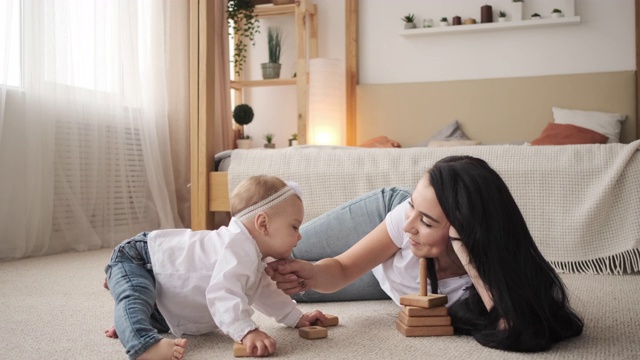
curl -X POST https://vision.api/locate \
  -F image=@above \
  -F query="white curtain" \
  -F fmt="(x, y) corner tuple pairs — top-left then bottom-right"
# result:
(0, 0), (188, 260)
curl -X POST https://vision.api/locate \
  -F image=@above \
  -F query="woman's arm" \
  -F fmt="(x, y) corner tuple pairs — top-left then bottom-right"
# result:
(449, 227), (494, 312)
(267, 222), (399, 294)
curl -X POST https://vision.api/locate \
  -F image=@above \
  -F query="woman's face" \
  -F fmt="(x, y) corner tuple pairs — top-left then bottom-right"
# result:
(403, 177), (451, 258)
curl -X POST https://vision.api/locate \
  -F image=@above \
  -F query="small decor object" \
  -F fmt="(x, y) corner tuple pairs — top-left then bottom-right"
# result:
(227, 0), (260, 76)
(531, 12), (542, 19)
(233, 103), (254, 149)
(551, 8), (563, 18)
(452, 16), (462, 25)
(498, 11), (507, 22)
(480, 5), (493, 23)
(423, 18), (433, 28)
(402, 13), (416, 29)
(261, 26), (282, 80)
(439, 17), (449, 27)
(288, 133), (298, 146)
(511, 0), (523, 21)
(263, 133), (275, 148)
(463, 18), (477, 25)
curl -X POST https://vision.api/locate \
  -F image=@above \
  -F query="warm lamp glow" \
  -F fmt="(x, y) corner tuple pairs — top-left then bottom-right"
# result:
(308, 58), (345, 146)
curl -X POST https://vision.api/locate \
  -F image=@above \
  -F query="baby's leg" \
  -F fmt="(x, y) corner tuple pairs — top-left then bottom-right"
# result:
(137, 338), (187, 360)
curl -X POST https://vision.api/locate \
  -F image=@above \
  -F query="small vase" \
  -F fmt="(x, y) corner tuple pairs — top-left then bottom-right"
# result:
(498, 17), (507, 23)
(512, 2), (523, 21)
(440, 21), (449, 27)
(404, 22), (416, 29)
(551, 12), (563, 18)
(289, 139), (298, 146)
(264, 143), (275, 149)
(261, 63), (281, 80)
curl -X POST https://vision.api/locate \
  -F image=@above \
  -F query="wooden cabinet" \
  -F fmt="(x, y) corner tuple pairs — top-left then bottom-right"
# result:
(231, 0), (318, 144)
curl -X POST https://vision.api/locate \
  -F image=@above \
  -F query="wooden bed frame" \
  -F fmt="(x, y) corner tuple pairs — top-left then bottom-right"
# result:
(206, 71), (638, 217)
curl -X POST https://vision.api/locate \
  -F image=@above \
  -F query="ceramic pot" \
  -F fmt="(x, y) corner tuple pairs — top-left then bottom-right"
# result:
(404, 22), (416, 29)
(261, 63), (281, 80)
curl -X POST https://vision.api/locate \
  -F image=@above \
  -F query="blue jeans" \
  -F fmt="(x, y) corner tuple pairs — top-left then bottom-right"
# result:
(292, 187), (411, 302)
(105, 232), (170, 360)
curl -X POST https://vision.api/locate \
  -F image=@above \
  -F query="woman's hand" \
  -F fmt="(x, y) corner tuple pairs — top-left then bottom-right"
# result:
(241, 329), (276, 357)
(265, 258), (317, 295)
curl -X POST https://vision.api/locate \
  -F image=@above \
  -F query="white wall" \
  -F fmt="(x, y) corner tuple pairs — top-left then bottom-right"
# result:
(243, 0), (634, 147)
(361, 0), (635, 83)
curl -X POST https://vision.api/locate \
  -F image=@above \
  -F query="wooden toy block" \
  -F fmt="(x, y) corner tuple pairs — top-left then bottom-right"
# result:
(395, 319), (454, 337)
(397, 311), (451, 327)
(402, 305), (448, 317)
(399, 293), (448, 308)
(316, 314), (339, 327)
(299, 326), (328, 340)
(233, 342), (252, 357)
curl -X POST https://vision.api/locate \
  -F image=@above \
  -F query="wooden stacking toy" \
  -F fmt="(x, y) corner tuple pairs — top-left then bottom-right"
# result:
(396, 258), (454, 337)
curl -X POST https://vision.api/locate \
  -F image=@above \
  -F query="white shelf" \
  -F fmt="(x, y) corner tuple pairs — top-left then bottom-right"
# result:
(399, 16), (581, 37)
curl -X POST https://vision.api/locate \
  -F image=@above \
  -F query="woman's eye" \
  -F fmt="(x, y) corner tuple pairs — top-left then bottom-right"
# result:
(421, 217), (432, 227)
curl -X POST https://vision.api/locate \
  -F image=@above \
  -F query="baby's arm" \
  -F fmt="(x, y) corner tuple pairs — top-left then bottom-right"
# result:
(241, 329), (276, 357)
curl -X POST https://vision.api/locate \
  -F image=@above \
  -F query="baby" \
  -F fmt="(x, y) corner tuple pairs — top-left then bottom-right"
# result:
(104, 175), (326, 359)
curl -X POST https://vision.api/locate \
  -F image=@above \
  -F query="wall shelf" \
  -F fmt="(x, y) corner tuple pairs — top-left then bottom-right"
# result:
(230, 78), (296, 89)
(399, 16), (581, 37)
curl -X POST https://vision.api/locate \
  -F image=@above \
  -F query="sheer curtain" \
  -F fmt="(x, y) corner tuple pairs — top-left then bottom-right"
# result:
(0, 0), (188, 260)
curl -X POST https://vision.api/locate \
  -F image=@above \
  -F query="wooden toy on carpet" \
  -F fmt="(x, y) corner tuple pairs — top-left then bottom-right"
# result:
(396, 258), (454, 337)
(299, 326), (328, 339)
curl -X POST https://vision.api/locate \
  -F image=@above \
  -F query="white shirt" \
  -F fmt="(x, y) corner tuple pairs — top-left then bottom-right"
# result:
(147, 217), (303, 341)
(372, 200), (472, 306)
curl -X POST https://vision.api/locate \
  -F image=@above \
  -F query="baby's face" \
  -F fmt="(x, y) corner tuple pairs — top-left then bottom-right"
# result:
(264, 196), (304, 259)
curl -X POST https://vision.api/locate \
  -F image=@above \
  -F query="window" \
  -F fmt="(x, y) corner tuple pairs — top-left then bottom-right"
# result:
(0, 0), (22, 87)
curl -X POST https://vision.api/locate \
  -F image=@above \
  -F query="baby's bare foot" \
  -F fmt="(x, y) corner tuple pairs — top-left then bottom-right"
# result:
(137, 338), (188, 360)
(104, 326), (118, 339)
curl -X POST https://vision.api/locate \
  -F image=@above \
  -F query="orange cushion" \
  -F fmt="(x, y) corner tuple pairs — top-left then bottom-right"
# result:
(531, 123), (608, 146)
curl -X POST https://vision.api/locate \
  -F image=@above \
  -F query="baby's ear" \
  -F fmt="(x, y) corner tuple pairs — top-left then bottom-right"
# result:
(254, 212), (269, 235)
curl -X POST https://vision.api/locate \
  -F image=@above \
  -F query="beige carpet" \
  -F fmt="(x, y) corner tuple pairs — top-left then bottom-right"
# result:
(2, 249), (639, 360)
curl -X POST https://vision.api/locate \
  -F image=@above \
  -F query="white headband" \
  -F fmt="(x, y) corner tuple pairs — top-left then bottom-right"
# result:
(235, 181), (302, 221)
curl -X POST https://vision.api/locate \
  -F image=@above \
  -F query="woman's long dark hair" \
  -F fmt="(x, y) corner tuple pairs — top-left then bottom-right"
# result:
(428, 155), (583, 352)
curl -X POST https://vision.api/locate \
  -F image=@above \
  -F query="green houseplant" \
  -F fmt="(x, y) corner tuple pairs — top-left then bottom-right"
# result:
(288, 133), (298, 146)
(531, 12), (541, 19)
(261, 26), (282, 80)
(263, 133), (275, 148)
(498, 10), (507, 22)
(233, 104), (254, 149)
(440, 17), (449, 27)
(227, 0), (260, 77)
(551, 8), (563, 18)
(401, 13), (416, 29)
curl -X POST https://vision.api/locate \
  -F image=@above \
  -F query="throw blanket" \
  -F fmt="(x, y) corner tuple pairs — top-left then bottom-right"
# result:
(229, 141), (640, 275)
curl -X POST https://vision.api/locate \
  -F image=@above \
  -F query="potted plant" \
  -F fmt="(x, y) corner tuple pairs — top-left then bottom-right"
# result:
(263, 133), (275, 148)
(498, 11), (507, 22)
(422, 18), (433, 28)
(227, 0), (260, 77)
(233, 103), (254, 149)
(261, 26), (282, 80)
(531, 12), (542, 19)
(288, 133), (298, 146)
(551, 8), (563, 18)
(401, 13), (416, 29)
(440, 17), (449, 27)
(511, 0), (523, 21)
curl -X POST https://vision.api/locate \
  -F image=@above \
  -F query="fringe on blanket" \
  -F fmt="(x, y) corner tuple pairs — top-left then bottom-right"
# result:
(550, 248), (640, 275)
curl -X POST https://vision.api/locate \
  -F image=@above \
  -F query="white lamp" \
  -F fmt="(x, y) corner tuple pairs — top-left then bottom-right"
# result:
(308, 58), (345, 146)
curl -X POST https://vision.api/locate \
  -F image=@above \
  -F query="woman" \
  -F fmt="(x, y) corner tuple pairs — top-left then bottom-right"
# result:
(267, 155), (583, 352)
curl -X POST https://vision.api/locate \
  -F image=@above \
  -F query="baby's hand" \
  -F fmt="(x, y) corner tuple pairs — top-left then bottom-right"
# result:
(296, 310), (326, 328)
(241, 329), (276, 357)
